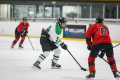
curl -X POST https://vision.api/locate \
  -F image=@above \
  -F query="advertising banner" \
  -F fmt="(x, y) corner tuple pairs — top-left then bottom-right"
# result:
(63, 25), (86, 39)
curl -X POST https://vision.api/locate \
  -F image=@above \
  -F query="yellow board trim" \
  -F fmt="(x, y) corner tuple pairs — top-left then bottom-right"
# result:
(0, 34), (40, 38)
(60, 38), (86, 41)
(0, 34), (120, 43)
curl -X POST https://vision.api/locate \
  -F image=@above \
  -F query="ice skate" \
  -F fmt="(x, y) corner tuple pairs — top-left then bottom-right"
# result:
(11, 45), (14, 49)
(51, 59), (61, 69)
(19, 45), (24, 49)
(86, 70), (96, 80)
(112, 70), (120, 80)
(32, 61), (41, 70)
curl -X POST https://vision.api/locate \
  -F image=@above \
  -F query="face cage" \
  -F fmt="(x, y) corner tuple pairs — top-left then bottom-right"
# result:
(59, 22), (67, 29)
(23, 21), (27, 25)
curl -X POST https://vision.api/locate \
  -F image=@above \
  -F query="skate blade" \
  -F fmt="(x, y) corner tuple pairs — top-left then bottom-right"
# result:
(18, 47), (23, 49)
(31, 66), (41, 70)
(115, 77), (119, 80)
(51, 66), (61, 69)
(86, 78), (94, 80)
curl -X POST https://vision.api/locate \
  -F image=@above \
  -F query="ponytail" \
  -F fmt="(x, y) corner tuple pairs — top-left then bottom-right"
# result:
(100, 23), (109, 30)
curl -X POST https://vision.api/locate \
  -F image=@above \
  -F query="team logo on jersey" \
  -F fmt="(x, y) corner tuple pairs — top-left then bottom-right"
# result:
(101, 27), (107, 35)
(65, 28), (69, 35)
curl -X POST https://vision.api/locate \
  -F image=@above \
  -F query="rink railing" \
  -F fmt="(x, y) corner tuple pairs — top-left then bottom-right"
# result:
(0, 18), (120, 24)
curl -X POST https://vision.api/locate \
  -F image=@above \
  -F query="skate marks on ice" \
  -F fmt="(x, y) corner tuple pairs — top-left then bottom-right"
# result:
(11, 48), (40, 51)
(62, 76), (107, 80)
(62, 76), (85, 80)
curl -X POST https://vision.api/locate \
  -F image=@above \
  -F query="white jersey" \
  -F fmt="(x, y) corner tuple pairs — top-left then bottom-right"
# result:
(45, 22), (62, 46)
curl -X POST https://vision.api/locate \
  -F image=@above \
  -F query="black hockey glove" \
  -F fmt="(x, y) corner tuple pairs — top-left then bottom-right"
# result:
(60, 42), (67, 50)
(87, 45), (92, 51)
(99, 50), (106, 58)
(22, 31), (28, 36)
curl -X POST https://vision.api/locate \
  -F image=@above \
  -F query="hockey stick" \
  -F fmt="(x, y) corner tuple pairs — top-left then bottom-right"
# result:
(67, 49), (88, 71)
(113, 43), (120, 48)
(98, 54), (120, 74)
(26, 34), (40, 51)
(98, 43), (120, 74)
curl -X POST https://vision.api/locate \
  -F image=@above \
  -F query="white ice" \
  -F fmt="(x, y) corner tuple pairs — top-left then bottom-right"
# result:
(0, 36), (120, 80)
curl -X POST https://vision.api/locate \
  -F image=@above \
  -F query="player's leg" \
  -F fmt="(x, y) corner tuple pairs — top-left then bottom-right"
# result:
(86, 44), (102, 80)
(53, 48), (61, 63)
(32, 37), (50, 70)
(86, 56), (96, 80)
(33, 43), (50, 70)
(49, 42), (61, 69)
(38, 44), (50, 63)
(52, 48), (61, 69)
(19, 36), (25, 49)
(105, 43), (119, 79)
(11, 29), (20, 48)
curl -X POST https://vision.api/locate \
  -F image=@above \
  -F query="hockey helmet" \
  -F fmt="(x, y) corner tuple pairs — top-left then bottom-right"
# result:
(96, 16), (104, 23)
(58, 17), (67, 29)
(23, 17), (27, 21)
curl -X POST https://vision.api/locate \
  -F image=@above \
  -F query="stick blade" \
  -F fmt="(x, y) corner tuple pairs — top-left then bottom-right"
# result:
(34, 49), (40, 51)
(81, 67), (88, 71)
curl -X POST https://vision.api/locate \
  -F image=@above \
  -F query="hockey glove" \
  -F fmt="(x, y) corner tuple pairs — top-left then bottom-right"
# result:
(87, 45), (92, 51)
(86, 37), (92, 51)
(60, 42), (67, 50)
(99, 50), (106, 58)
(22, 31), (28, 36)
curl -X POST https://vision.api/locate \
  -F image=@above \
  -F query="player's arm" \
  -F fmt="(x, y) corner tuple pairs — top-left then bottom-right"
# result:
(49, 27), (67, 50)
(25, 23), (30, 32)
(85, 24), (95, 50)
(55, 37), (62, 46)
(45, 25), (52, 33)
(22, 23), (30, 36)
(55, 37), (67, 50)
(47, 25), (59, 44)
(49, 33), (62, 46)
(17, 22), (22, 34)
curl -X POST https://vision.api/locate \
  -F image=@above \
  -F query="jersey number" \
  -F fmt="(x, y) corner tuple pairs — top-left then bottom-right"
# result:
(101, 27), (107, 35)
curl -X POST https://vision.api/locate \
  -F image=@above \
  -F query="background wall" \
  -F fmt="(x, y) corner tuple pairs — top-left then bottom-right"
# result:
(0, 4), (10, 18)
(0, 22), (63, 38)
(0, 21), (119, 42)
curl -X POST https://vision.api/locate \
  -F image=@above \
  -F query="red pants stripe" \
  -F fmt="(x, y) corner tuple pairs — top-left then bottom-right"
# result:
(12, 36), (25, 46)
(88, 56), (117, 73)
(19, 36), (25, 45)
(12, 38), (19, 46)
(107, 57), (117, 71)
(88, 56), (95, 73)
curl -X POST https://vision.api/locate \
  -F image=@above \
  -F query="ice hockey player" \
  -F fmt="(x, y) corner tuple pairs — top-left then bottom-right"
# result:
(11, 17), (29, 49)
(85, 16), (120, 80)
(32, 17), (67, 69)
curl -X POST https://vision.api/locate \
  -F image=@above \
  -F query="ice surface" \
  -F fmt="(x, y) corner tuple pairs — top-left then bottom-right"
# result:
(0, 36), (120, 80)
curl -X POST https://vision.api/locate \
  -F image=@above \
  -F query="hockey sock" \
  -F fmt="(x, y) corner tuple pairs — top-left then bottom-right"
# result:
(12, 38), (19, 46)
(19, 36), (25, 46)
(38, 51), (50, 62)
(107, 57), (117, 71)
(53, 48), (61, 63)
(88, 56), (95, 73)
(53, 55), (59, 63)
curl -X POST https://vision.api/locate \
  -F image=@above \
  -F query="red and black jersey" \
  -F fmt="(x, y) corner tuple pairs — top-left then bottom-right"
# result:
(85, 23), (111, 46)
(16, 22), (29, 33)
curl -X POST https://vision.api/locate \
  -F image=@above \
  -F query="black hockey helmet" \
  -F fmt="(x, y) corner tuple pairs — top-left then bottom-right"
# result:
(96, 16), (104, 23)
(58, 17), (67, 29)
(23, 17), (27, 21)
